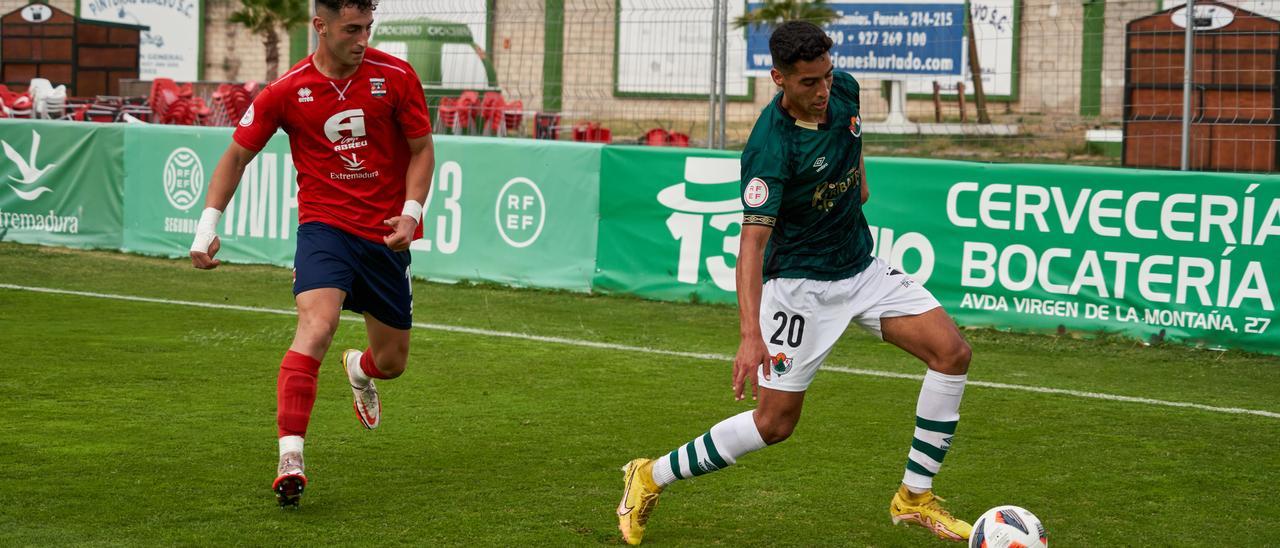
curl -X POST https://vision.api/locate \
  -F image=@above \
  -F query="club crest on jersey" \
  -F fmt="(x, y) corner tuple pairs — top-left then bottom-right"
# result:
(849, 114), (862, 138)
(772, 353), (793, 376)
(297, 87), (314, 103)
(743, 177), (769, 208)
(370, 78), (386, 97)
(238, 104), (255, 127)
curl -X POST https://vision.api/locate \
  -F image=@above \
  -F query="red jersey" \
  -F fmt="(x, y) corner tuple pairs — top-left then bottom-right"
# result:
(233, 48), (431, 243)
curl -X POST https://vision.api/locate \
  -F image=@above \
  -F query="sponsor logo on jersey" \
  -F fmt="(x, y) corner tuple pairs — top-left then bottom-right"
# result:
(324, 109), (367, 142)
(297, 87), (314, 103)
(813, 156), (828, 173)
(370, 78), (386, 97)
(743, 177), (769, 208)
(849, 114), (862, 138)
(334, 136), (368, 152)
(338, 152), (366, 172)
(811, 166), (859, 213)
(771, 352), (793, 376)
(239, 104), (255, 127)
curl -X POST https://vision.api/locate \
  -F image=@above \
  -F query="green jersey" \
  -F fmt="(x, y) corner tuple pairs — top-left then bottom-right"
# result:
(740, 70), (873, 281)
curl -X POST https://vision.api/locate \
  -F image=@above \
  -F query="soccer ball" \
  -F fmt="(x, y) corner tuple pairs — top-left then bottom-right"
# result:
(969, 505), (1047, 548)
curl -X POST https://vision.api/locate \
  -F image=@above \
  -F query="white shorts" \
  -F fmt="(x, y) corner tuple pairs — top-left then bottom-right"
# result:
(756, 256), (941, 392)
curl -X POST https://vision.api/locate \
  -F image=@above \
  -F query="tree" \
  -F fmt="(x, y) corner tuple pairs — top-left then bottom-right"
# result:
(733, 0), (839, 30)
(230, 0), (309, 81)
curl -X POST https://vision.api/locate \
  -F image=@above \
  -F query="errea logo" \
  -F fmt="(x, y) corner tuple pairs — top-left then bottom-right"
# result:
(324, 109), (366, 142)
(297, 87), (314, 103)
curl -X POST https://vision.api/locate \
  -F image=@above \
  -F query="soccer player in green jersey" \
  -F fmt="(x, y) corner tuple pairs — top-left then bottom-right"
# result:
(617, 21), (973, 544)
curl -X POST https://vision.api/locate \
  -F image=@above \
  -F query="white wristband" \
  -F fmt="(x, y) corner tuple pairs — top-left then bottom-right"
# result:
(190, 207), (222, 253)
(401, 200), (423, 224)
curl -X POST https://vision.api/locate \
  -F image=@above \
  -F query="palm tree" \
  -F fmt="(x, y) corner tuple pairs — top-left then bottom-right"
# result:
(733, 0), (839, 30)
(230, 0), (309, 81)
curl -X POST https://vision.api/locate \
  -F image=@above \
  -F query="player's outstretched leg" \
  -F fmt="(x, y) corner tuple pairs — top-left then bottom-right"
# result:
(274, 436), (307, 508)
(880, 308), (972, 541)
(889, 368), (972, 541)
(618, 410), (767, 545)
(341, 348), (382, 429)
(274, 350), (320, 507)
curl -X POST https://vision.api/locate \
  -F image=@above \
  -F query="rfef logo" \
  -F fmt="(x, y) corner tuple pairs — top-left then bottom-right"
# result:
(743, 178), (769, 208)
(495, 177), (545, 248)
(163, 147), (204, 210)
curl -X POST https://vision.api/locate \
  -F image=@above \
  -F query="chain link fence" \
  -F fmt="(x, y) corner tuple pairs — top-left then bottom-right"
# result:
(370, 0), (1279, 171)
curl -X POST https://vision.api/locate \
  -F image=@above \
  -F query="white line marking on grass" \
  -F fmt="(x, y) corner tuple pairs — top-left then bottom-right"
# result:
(4, 283), (1279, 420)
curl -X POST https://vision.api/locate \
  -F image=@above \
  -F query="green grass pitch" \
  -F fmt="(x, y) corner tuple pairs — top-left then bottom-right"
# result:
(1, 242), (1277, 545)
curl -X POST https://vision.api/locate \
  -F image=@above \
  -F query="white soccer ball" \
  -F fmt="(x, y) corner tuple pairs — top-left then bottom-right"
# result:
(969, 505), (1047, 548)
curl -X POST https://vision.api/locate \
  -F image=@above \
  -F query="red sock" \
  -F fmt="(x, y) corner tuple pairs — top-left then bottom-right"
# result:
(277, 350), (321, 438)
(360, 347), (392, 380)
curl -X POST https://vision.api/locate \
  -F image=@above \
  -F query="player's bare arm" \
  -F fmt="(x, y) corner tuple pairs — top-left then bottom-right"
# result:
(860, 154), (869, 204)
(190, 141), (260, 269)
(382, 134), (434, 252)
(733, 223), (773, 401)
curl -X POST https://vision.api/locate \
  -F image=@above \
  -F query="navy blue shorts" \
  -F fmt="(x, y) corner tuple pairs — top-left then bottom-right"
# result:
(293, 222), (413, 330)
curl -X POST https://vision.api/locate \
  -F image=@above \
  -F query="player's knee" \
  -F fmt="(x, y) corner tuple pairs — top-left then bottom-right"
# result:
(931, 339), (971, 375)
(377, 355), (407, 378)
(372, 342), (409, 378)
(755, 415), (797, 445)
(295, 315), (339, 349)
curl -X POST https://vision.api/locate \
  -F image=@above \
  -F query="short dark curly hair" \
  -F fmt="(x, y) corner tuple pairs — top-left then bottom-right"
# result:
(316, 0), (378, 14)
(769, 21), (833, 72)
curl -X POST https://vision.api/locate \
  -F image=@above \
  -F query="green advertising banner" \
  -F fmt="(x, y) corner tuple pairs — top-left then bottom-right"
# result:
(123, 125), (300, 267)
(0, 120), (124, 249)
(408, 137), (601, 291)
(596, 146), (744, 304)
(868, 158), (1280, 354)
(122, 128), (601, 291)
(8, 117), (1278, 354)
(597, 148), (1280, 354)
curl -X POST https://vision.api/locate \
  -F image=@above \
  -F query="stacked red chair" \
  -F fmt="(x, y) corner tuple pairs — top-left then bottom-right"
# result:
(502, 100), (524, 137)
(573, 121), (611, 143)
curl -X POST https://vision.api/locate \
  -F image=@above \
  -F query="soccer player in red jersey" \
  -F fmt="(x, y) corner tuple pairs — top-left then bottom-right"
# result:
(188, 0), (434, 507)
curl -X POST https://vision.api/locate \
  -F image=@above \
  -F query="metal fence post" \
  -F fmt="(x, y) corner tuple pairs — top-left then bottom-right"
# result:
(1180, 0), (1196, 171)
(718, 0), (728, 149)
(709, 0), (721, 149)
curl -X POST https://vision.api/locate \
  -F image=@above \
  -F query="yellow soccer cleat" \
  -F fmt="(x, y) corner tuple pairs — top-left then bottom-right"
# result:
(617, 458), (664, 545)
(890, 485), (972, 542)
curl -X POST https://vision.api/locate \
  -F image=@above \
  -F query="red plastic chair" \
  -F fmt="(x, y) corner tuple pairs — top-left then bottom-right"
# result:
(668, 132), (690, 147)
(437, 97), (464, 135)
(149, 78), (180, 122)
(480, 91), (504, 135)
(644, 128), (670, 146)
(501, 99), (524, 136)
(0, 86), (33, 118)
(535, 112), (560, 140)
(456, 90), (479, 133)
(572, 121), (595, 142)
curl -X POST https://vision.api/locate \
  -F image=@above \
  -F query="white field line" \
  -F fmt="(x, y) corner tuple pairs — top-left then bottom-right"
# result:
(4, 283), (1278, 420)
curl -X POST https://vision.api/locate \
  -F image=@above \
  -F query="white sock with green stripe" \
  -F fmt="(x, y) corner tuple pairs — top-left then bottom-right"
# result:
(650, 410), (766, 488)
(903, 370), (966, 493)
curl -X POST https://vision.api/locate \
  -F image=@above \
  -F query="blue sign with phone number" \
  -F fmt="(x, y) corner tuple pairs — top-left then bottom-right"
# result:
(745, 2), (966, 76)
